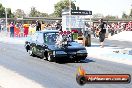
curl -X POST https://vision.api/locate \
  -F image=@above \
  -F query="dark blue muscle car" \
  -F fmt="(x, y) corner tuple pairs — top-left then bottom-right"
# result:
(25, 30), (88, 62)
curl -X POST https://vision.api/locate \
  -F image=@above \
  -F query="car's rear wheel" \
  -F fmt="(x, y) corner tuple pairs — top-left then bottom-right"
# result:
(28, 47), (35, 56)
(40, 51), (45, 59)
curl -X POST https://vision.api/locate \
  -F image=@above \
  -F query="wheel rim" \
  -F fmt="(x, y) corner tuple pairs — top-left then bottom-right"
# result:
(29, 47), (34, 56)
(29, 50), (32, 55)
(48, 55), (51, 61)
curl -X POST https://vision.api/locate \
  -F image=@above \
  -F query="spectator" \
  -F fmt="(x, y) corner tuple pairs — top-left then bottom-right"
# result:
(10, 22), (15, 37)
(93, 27), (97, 38)
(23, 24), (29, 37)
(56, 23), (62, 31)
(98, 19), (107, 48)
(36, 20), (41, 31)
(19, 24), (24, 37)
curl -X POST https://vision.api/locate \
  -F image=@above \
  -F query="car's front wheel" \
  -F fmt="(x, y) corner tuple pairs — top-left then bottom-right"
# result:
(47, 54), (54, 62)
(25, 45), (30, 52)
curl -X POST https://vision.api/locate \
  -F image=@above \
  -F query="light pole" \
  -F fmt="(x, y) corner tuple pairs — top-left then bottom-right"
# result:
(69, 0), (71, 31)
(5, 7), (8, 31)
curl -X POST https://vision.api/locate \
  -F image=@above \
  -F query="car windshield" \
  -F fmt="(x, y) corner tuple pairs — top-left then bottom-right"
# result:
(44, 32), (59, 45)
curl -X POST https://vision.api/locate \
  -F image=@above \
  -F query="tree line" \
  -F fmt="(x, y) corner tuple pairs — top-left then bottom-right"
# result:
(122, 9), (132, 19)
(0, 0), (132, 19)
(92, 9), (132, 19)
(0, 0), (76, 18)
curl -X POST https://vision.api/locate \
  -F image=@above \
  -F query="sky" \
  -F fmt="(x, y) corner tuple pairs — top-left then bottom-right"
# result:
(0, 0), (132, 17)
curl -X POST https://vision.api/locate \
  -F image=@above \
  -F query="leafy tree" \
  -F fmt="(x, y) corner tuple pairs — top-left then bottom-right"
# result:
(29, 7), (38, 17)
(122, 12), (128, 19)
(0, 3), (5, 18)
(104, 15), (118, 19)
(13, 9), (25, 18)
(40, 12), (49, 17)
(92, 13), (104, 18)
(0, 3), (14, 18)
(49, 13), (55, 17)
(29, 7), (49, 17)
(129, 9), (132, 18)
(54, 0), (76, 17)
(7, 8), (14, 18)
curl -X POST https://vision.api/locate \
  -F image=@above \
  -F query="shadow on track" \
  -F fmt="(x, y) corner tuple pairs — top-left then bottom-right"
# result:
(57, 58), (95, 64)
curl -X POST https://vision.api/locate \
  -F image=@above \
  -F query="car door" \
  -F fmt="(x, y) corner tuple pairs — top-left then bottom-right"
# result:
(36, 33), (45, 56)
(30, 32), (39, 55)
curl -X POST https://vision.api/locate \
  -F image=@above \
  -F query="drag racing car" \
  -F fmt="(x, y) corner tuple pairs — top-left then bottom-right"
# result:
(25, 30), (88, 62)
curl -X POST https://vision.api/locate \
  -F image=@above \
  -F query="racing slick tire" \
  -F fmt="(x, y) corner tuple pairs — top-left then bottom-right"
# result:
(40, 51), (45, 59)
(47, 54), (54, 62)
(28, 46), (35, 56)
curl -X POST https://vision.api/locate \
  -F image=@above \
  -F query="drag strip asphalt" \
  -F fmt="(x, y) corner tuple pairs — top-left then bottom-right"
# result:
(0, 42), (131, 88)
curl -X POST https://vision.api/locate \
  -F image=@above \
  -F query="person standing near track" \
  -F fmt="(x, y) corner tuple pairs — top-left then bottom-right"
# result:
(36, 20), (41, 31)
(98, 19), (107, 48)
(10, 22), (15, 37)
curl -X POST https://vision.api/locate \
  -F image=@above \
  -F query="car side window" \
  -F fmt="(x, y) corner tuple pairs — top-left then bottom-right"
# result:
(32, 33), (38, 42)
(37, 33), (44, 44)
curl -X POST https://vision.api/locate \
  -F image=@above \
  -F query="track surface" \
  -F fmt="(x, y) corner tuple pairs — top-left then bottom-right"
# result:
(0, 41), (132, 88)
